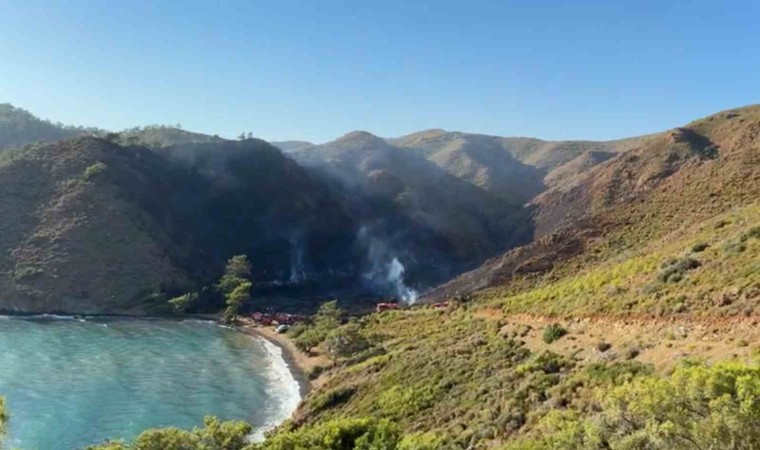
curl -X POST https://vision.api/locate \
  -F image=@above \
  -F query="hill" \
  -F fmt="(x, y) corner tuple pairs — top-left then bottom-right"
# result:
(0, 104), (99, 150)
(240, 105), (759, 449)
(391, 130), (545, 205)
(0, 137), (365, 314)
(292, 131), (533, 286)
(0, 137), (195, 313)
(427, 105), (760, 301)
(116, 125), (227, 148)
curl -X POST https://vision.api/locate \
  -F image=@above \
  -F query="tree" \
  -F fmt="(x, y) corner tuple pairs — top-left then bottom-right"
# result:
(218, 255), (252, 295)
(246, 132), (254, 140)
(315, 300), (342, 328)
(223, 281), (251, 324)
(238, 132), (247, 141)
(324, 322), (370, 360)
(217, 255), (253, 323)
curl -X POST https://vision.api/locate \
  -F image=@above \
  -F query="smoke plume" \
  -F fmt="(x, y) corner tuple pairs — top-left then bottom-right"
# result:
(358, 225), (419, 304)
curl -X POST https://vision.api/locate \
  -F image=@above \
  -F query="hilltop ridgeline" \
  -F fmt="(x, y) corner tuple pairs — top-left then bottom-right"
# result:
(0, 103), (757, 315)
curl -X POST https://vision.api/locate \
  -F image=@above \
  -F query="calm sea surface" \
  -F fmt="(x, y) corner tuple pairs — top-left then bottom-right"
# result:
(0, 317), (300, 450)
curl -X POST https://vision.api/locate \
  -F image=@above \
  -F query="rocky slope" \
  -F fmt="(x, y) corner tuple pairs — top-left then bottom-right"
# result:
(425, 105), (760, 301)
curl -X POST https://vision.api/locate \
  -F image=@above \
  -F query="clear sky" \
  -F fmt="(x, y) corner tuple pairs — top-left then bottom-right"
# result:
(1, 1), (758, 143)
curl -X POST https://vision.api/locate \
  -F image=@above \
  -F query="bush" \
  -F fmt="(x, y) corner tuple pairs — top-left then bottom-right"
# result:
(690, 242), (709, 252)
(657, 257), (701, 283)
(506, 361), (760, 450)
(167, 292), (199, 313)
(596, 341), (611, 352)
(742, 226), (760, 240)
(310, 387), (356, 413)
(83, 162), (107, 180)
(324, 323), (371, 360)
(723, 240), (747, 254)
(86, 416), (251, 450)
(542, 324), (567, 344)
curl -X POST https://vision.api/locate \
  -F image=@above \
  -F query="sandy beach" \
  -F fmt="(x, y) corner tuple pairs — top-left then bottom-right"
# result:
(236, 318), (329, 397)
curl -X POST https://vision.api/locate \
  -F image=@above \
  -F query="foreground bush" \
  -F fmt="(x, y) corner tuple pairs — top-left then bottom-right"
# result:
(506, 361), (760, 450)
(86, 416), (252, 450)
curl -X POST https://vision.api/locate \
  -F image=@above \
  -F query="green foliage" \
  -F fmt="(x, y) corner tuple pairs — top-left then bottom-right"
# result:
(690, 242), (709, 252)
(506, 361), (760, 450)
(86, 416), (252, 450)
(378, 385), (439, 420)
(223, 281), (251, 323)
(83, 161), (108, 180)
(251, 417), (402, 450)
(310, 387), (357, 414)
(292, 300), (344, 353)
(542, 324), (567, 344)
(218, 255), (252, 295)
(217, 255), (253, 323)
(324, 323), (371, 360)
(657, 257), (701, 283)
(168, 292), (199, 313)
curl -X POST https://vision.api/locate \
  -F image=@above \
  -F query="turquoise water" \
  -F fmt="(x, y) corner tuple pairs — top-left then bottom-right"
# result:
(0, 317), (300, 450)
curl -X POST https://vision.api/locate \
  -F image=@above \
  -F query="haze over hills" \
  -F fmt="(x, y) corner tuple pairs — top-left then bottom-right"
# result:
(0, 103), (757, 317)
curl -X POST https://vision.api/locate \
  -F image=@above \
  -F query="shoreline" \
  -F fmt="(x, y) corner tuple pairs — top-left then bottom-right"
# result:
(236, 319), (324, 399)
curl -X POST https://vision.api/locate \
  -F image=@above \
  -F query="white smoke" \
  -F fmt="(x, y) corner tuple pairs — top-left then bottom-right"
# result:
(289, 234), (308, 283)
(358, 226), (419, 304)
(387, 257), (419, 304)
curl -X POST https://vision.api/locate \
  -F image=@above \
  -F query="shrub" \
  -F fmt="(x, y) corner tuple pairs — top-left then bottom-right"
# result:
(657, 257), (701, 283)
(167, 292), (199, 313)
(83, 162), (107, 180)
(596, 341), (611, 352)
(324, 323), (371, 360)
(255, 417), (401, 450)
(690, 242), (709, 252)
(542, 324), (567, 344)
(506, 361), (760, 450)
(310, 386), (356, 413)
(723, 240), (747, 254)
(740, 226), (760, 241)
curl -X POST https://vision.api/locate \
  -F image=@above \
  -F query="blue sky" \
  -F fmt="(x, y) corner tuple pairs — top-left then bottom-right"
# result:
(1, 1), (758, 143)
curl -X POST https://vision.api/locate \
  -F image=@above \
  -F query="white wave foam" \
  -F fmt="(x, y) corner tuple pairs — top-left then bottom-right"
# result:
(19, 314), (83, 321)
(250, 336), (302, 442)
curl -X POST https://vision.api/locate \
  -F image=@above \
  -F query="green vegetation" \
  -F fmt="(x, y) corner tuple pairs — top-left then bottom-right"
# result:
(481, 204), (759, 317)
(506, 361), (760, 450)
(542, 324), (567, 344)
(83, 161), (108, 180)
(219, 255), (253, 323)
(291, 300), (344, 353)
(86, 416), (251, 450)
(168, 292), (200, 313)
(657, 256), (700, 284)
